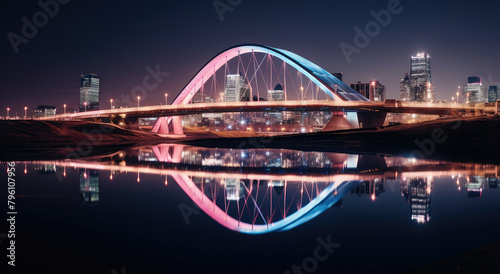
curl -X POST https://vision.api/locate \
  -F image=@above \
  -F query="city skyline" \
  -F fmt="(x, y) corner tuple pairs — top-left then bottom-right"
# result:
(1, 0), (499, 113)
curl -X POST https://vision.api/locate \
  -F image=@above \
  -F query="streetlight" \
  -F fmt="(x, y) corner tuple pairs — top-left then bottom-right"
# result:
(300, 86), (304, 101)
(137, 96), (141, 107)
(24, 106), (27, 118)
(63, 104), (67, 114)
(6, 107), (10, 117)
(110, 99), (113, 109)
(164, 93), (168, 105)
(452, 97), (454, 104)
(456, 90), (460, 104)
(220, 92), (224, 102)
(83, 102), (87, 112)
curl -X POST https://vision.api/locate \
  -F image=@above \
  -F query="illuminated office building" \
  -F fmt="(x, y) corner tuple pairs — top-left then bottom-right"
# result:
(410, 53), (433, 102)
(464, 77), (487, 103)
(400, 73), (411, 101)
(79, 73), (100, 112)
(224, 74), (251, 102)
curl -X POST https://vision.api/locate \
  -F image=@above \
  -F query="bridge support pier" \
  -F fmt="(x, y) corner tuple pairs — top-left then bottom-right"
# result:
(152, 116), (184, 135)
(357, 111), (387, 129)
(124, 116), (140, 130)
(322, 112), (358, 132)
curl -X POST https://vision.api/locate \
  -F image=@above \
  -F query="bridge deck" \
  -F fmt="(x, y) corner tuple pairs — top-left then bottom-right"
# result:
(38, 100), (496, 120)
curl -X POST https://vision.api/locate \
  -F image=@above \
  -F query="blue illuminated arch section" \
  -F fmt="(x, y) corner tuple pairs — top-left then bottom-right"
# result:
(172, 44), (368, 105)
(173, 172), (362, 234)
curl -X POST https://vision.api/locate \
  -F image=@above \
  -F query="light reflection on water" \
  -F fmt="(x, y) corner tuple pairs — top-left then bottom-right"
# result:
(26, 144), (500, 231)
(7, 144), (500, 273)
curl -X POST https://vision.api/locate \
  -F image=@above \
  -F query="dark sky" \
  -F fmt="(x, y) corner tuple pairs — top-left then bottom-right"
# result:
(1, 0), (500, 114)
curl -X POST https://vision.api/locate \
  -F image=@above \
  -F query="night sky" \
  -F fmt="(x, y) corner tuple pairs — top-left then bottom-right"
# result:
(1, 0), (499, 115)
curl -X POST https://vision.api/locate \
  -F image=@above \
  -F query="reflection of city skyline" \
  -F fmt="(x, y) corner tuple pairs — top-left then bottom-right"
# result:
(21, 144), (500, 233)
(79, 169), (99, 205)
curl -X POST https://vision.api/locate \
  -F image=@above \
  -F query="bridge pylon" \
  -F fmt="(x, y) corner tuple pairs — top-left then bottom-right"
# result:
(152, 116), (184, 135)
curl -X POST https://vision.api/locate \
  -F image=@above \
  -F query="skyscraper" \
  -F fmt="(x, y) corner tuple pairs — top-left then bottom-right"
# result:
(80, 73), (100, 112)
(409, 53), (432, 102)
(488, 86), (499, 103)
(464, 77), (487, 103)
(350, 81), (385, 101)
(224, 74), (251, 102)
(400, 73), (410, 101)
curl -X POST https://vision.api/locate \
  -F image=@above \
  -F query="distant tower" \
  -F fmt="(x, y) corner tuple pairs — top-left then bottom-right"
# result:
(488, 86), (499, 103)
(224, 74), (251, 102)
(80, 73), (100, 112)
(400, 73), (411, 101)
(350, 81), (385, 101)
(464, 77), (487, 103)
(267, 84), (285, 101)
(350, 82), (370, 99)
(409, 53), (432, 102)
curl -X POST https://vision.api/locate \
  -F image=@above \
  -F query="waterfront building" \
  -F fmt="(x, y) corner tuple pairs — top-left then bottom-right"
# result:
(464, 77), (487, 103)
(410, 53), (433, 102)
(400, 73), (411, 101)
(488, 86), (499, 103)
(79, 73), (100, 112)
(350, 81), (386, 101)
(268, 84), (285, 101)
(224, 74), (251, 102)
(34, 105), (56, 117)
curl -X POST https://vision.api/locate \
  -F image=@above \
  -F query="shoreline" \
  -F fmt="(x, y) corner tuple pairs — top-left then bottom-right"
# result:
(1, 116), (499, 163)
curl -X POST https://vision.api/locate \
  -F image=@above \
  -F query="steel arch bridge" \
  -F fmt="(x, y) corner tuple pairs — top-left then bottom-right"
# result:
(153, 44), (368, 134)
(172, 44), (367, 104)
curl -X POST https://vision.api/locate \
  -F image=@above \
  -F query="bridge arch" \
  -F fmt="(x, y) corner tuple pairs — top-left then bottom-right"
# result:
(172, 172), (362, 234)
(172, 44), (368, 105)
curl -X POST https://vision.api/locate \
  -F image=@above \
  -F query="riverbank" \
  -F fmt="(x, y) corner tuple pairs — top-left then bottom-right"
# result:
(184, 115), (500, 164)
(0, 120), (167, 160)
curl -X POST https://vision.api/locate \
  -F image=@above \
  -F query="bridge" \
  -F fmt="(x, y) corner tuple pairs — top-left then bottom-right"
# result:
(38, 44), (499, 135)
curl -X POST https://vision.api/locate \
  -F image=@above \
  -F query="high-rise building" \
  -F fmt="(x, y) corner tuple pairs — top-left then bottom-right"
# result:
(350, 81), (386, 101)
(464, 77), (487, 103)
(488, 86), (499, 103)
(224, 74), (251, 102)
(350, 82), (370, 99)
(409, 53), (433, 102)
(268, 84), (285, 101)
(400, 73), (411, 101)
(80, 73), (100, 112)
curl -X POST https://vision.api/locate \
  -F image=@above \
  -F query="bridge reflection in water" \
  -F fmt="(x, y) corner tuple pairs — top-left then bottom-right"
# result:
(33, 144), (499, 233)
